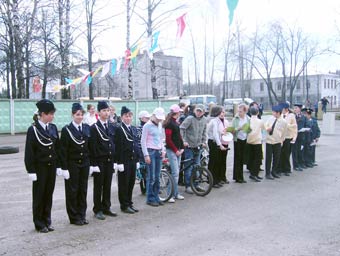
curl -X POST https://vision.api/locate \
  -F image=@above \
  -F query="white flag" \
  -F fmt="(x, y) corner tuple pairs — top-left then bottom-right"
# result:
(101, 61), (111, 78)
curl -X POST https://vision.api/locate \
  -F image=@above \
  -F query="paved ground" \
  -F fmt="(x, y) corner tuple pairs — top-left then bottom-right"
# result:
(0, 121), (340, 256)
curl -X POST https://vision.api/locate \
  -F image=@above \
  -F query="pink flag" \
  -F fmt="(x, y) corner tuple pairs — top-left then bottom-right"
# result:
(176, 13), (186, 39)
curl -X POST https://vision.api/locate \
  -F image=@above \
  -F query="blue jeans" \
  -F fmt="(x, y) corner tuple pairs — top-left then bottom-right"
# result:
(184, 148), (201, 188)
(166, 149), (181, 197)
(146, 149), (162, 203)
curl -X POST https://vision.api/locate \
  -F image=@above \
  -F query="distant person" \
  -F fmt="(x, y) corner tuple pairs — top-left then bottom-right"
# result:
(83, 104), (98, 126)
(24, 99), (60, 233)
(313, 100), (319, 118)
(321, 97), (329, 113)
(258, 103), (264, 117)
(109, 105), (121, 124)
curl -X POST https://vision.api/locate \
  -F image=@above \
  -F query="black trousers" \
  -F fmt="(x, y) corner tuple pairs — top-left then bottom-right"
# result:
(292, 134), (305, 168)
(65, 163), (89, 222)
(208, 140), (228, 184)
(93, 161), (114, 213)
(265, 143), (281, 176)
(32, 163), (56, 230)
(118, 161), (136, 210)
(247, 144), (262, 177)
(279, 138), (292, 173)
(303, 142), (313, 166)
(233, 139), (246, 181)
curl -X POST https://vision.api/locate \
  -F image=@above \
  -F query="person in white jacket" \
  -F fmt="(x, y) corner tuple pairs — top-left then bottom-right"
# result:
(207, 105), (230, 187)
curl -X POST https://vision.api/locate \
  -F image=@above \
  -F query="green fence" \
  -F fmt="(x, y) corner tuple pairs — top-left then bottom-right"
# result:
(0, 99), (179, 134)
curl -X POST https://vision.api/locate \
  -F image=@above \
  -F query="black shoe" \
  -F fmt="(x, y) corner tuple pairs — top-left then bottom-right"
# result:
(266, 175), (274, 180)
(272, 173), (280, 178)
(70, 220), (83, 226)
(37, 227), (49, 233)
(103, 210), (118, 217)
(213, 184), (221, 188)
(218, 181), (224, 186)
(147, 202), (159, 207)
(121, 207), (135, 214)
(235, 180), (246, 183)
(259, 168), (264, 172)
(47, 225), (55, 231)
(249, 175), (261, 182)
(82, 219), (89, 225)
(158, 201), (165, 206)
(312, 163), (318, 167)
(130, 206), (139, 213)
(306, 164), (313, 168)
(94, 211), (106, 220)
(284, 173), (290, 176)
(256, 176), (263, 180)
(225, 179), (230, 184)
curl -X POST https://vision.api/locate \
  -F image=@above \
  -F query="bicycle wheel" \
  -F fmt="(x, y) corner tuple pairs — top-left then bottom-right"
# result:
(159, 169), (174, 202)
(190, 166), (213, 196)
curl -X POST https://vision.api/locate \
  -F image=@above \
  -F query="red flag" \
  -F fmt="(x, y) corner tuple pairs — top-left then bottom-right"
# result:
(124, 49), (131, 69)
(33, 76), (42, 93)
(176, 13), (186, 39)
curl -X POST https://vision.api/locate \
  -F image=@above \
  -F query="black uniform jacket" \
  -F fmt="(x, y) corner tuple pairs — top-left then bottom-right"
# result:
(24, 121), (60, 173)
(114, 123), (141, 165)
(89, 120), (116, 166)
(59, 122), (91, 170)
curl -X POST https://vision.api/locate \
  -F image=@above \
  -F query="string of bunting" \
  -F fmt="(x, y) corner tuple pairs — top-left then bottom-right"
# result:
(45, 1), (238, 93)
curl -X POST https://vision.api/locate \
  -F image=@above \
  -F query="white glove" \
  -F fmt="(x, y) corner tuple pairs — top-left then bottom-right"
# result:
(136, 162), (140, 169)
(90, 166), (100, 173)
(56, 168), (63, 176)
(113, 163), (118, 171)
(62, 170), (70, 180)
(301, 145), (304, 150)
(28, 173), (37, 181)
(117, 164), (124, 172)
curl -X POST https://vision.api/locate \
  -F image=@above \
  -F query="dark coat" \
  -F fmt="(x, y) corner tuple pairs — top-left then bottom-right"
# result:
(89, 120), (116, 166)
(24, 121), (60, 173)
(114, 123), (141, 164)
(59, 122), (91, 170)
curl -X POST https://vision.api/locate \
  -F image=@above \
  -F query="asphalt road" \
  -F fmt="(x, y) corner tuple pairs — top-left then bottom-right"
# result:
(0, 121), (340, 256)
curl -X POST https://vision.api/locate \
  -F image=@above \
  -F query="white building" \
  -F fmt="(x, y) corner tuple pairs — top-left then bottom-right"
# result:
(216, 73), (340, 108)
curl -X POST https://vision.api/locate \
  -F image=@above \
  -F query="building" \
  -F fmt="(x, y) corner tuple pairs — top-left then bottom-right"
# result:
(70, 51), (183, 100)
(216, 73), (340, 108)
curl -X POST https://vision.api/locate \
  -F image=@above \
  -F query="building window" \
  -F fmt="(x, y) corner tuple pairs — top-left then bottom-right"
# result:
(328, 79), (330, 88)
(335, 81), (338, 89)
(277, 81), (282, 90)
(331, 80), (333, 89)
(296, 80), (301, 90)
(324, 79), (326, 89)
(260, 82), (264, 91)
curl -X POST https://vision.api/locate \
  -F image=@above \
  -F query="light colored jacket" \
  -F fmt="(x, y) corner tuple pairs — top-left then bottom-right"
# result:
(207, 117), (230, 146)
(247, 116), (265, 145)
(265, 116), (287, 144)
(231, 114), (250, 142)
(282, 112), (298, 140)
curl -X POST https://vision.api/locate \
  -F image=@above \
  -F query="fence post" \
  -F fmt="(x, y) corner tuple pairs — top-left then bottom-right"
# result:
(10, 99), (15, 135)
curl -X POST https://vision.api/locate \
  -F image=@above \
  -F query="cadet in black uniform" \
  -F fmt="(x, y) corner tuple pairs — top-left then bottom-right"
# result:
(302, 108), (321, 168)
(115, 106), (141, 214)
(89, 101), (117, 220)
(24, 99), (60, 233)
(292, 103), (307, 171)
(59, 103), (91, 225)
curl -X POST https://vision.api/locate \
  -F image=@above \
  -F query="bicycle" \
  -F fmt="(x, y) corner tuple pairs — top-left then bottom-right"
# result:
(180, 147), (213, 196)
(135, 159), (175, 202)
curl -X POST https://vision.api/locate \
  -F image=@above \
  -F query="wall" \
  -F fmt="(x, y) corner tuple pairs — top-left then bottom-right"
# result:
(0, 99), (178, 134)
